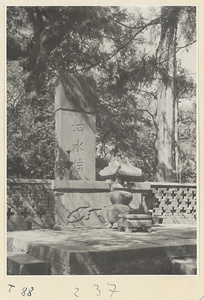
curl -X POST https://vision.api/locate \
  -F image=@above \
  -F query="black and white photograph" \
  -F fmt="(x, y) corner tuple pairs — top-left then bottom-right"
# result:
(6, 5), (197, 279)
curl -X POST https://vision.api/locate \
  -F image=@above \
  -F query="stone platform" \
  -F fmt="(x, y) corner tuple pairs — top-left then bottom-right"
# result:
(7, 224), (197, 275)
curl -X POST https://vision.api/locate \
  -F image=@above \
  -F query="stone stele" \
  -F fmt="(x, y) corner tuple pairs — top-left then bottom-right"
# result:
(55, 72), (97, 181)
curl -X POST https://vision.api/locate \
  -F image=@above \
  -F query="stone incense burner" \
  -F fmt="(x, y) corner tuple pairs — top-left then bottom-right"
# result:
(100, 154), (152, 233)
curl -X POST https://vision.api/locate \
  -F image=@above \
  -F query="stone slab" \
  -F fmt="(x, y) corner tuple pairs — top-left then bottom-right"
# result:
(54, 190), (110, 228)
(7, 252), (50, 275)
(55, 73), (97, 181)
(52, 179), (109, 191)
(149, 182), (196, 188)
(132, 182), (151, 190)
(118, 214), (152, 219)
(7, 224), (197, 275)
(55, 73), (97, 113)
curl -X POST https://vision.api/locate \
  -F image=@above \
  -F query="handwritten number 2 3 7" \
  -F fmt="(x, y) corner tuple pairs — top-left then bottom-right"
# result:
(75, 283), (119, 299)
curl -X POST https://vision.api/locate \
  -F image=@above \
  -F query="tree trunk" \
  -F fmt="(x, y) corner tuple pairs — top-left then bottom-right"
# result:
(155, 7), (180, 182)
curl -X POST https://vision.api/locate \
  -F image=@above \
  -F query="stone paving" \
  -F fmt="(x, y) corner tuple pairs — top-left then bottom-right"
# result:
(8, 224), (197, 251)
(7, 224), (197, 275)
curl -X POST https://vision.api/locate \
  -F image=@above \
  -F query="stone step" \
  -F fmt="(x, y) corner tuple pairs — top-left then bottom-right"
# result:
(171, 257), (197, 275)
(7, 252), (50, 275)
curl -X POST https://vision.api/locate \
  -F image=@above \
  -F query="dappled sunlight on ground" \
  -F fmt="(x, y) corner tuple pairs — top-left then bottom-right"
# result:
(8, 224), (196, 253)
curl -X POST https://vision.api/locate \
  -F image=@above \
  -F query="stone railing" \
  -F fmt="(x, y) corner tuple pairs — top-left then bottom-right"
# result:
(7, 179), (55, 231)
(148, 182), (197, 224)
(7, 179), (197, 231)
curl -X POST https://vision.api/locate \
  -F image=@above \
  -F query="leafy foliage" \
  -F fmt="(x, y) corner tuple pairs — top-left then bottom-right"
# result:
(7, 6), (196, 182)
(179, 100), (197, 183)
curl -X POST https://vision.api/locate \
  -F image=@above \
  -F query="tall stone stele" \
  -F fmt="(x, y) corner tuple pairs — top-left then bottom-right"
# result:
(54, 72), (97, 181)
(53, 73), (110, 230)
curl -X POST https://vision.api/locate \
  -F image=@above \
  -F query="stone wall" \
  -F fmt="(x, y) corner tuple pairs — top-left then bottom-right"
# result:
(148, 183), (197, 224)
(7, 179), (55, 231)
(7, 180), (197, 231)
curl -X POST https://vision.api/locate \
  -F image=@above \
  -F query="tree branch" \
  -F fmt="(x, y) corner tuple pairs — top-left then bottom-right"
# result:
(157, 39), (196, 66)
(176, 40), (196, 52)
(137, 108), (155, 120)
(82, 16), (161, 72)
(138, 88), (157, 100)
(109, 16), (145, 29)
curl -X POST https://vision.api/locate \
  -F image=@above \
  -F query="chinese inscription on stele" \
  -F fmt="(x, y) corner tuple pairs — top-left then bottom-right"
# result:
(72, 121), (85, 174)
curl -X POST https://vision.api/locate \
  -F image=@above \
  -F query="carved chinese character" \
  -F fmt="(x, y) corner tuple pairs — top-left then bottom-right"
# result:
(74, 159), (84, 172)
(72, 122), (85, 132)
(72, 139), (84, 152)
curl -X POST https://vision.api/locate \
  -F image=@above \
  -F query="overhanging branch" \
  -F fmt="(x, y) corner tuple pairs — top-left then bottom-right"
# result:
(82, 16), (161, 72)
(176, 40), (196, 52)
